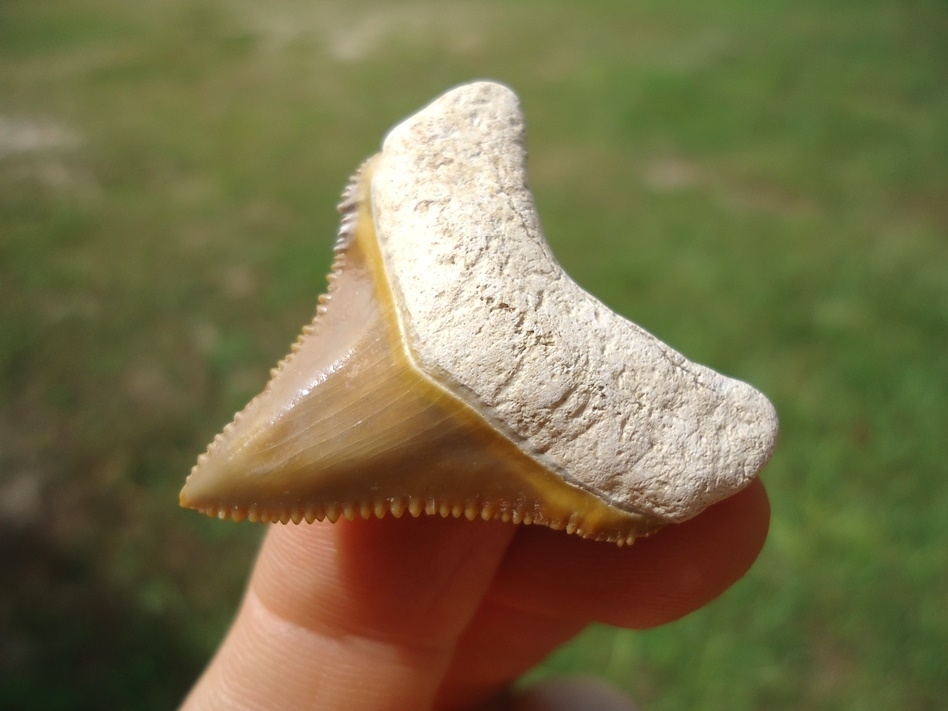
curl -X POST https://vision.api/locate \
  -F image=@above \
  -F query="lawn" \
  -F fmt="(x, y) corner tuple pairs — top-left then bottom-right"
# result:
(1, 0), (945, 708)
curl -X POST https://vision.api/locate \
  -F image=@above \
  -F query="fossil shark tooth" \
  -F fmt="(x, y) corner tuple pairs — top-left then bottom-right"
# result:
(180, 81), (778, 544)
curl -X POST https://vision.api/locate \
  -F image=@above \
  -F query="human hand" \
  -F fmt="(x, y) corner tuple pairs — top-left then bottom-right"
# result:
(179, 478), (768, 710)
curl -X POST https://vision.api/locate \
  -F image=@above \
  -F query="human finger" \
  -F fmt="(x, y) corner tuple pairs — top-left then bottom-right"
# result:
(488, 478), (770, 628)
(433, 480), (769, 706)
(180, 515), (515, 710)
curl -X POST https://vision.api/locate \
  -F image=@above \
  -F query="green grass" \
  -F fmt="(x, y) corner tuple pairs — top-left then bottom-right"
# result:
(1, 0), (945, 708)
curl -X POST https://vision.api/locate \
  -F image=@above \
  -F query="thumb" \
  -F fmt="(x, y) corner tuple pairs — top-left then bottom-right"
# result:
(181, 515), (515, 710)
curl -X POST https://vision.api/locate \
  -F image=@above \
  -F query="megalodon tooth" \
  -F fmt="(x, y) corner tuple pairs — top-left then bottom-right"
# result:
(180, 80), (778, 545)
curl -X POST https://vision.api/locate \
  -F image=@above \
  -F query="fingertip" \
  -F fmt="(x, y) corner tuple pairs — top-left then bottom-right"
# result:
(626, 477), (770, 627)
(489, 479), (771, 629)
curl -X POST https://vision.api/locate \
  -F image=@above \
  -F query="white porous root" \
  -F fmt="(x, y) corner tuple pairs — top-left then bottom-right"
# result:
(370, 81), (778, 522)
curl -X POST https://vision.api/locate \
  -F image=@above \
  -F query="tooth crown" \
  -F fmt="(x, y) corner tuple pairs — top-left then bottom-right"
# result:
(371, 82), (777, 521)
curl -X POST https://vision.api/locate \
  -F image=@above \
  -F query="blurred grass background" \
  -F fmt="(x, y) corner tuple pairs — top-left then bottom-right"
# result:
(1, 0), (945, 708)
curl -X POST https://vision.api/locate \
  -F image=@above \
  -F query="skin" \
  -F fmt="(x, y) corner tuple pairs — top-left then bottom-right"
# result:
(180, 478), (769, 711)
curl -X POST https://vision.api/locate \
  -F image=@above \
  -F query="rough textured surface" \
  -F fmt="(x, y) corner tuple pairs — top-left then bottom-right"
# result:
(371, 81), (778, 521)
